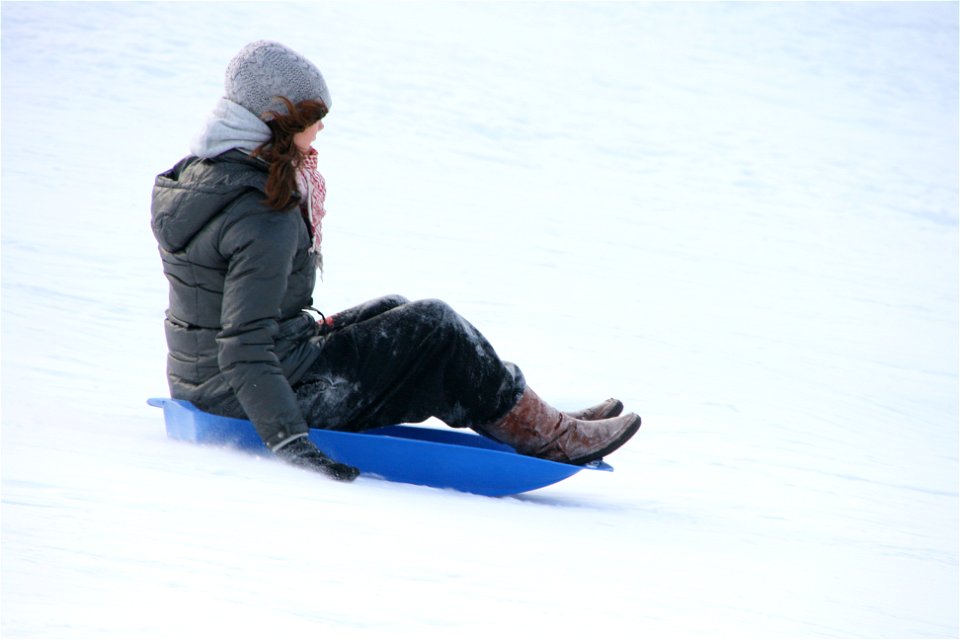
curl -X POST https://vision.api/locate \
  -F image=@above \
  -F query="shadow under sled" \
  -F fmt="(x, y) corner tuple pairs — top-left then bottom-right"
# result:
(147, 398), (613, 496)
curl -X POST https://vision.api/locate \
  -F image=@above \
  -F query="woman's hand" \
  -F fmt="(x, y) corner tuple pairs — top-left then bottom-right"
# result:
(274, 435), (360, 481)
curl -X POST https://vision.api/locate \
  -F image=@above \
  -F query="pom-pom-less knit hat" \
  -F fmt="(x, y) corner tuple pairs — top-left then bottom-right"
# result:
(225, 40), (331, 120)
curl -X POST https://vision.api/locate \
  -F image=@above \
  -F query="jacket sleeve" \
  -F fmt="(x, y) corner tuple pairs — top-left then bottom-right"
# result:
(216, 207), (309, 449)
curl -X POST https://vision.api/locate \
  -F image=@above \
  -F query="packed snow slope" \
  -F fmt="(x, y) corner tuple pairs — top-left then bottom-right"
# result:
(2, 2), (958, 638)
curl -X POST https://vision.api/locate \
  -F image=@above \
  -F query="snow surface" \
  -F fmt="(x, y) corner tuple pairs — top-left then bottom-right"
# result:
(2, 2), (958, 638)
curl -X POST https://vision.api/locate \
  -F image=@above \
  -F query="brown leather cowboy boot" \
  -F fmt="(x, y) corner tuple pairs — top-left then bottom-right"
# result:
(565, 398), (623, 421)
(479, 387), (640, 465)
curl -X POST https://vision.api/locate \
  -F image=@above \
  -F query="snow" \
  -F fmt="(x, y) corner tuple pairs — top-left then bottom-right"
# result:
(1, 1), (957, 638)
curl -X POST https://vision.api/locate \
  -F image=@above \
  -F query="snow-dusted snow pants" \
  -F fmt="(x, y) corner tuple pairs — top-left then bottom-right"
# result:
(293, 296), (526, 432)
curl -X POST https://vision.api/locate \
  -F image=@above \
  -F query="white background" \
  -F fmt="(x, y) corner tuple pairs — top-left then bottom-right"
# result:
(2, 2), (957, 638)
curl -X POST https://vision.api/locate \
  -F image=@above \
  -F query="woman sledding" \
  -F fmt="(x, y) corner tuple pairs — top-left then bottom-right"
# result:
(150, 40), (641, 482)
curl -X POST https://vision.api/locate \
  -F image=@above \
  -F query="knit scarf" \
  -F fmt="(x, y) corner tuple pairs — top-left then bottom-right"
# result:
(296, 147), (327, 269)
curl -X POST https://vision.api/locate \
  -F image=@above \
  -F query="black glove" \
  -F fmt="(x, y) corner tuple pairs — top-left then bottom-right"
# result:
(274, 435), (359, 482)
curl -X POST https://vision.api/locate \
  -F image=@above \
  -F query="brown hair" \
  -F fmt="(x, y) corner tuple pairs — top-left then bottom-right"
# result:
(252, 97), (328, 210)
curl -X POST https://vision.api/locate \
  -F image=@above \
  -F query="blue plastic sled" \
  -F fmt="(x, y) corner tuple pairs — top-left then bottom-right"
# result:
(148, 398), (612, 496)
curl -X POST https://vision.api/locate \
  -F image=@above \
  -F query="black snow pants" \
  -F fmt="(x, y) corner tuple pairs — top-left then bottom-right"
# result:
(292, 296), (526, 432)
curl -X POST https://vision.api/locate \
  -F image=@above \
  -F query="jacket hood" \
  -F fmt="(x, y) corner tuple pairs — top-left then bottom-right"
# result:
(151, 151), (270, 252)
(190, 98), (271, 159)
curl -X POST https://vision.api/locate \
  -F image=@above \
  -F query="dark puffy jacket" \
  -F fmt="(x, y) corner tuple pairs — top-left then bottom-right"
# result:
(151, 150), (320, 448)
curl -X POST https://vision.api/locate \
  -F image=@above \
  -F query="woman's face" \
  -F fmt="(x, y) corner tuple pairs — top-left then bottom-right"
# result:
(294, 119), (324, 153)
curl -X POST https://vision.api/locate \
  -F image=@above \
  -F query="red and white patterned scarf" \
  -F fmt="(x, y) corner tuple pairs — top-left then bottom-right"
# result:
(296, 147), (326, 263)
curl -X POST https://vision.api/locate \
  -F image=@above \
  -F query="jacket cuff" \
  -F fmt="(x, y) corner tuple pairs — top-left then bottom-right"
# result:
(269, 431), (308, 452)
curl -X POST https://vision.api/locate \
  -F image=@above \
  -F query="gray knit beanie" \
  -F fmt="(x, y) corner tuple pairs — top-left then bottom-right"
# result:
(224, 40), (331, 120)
